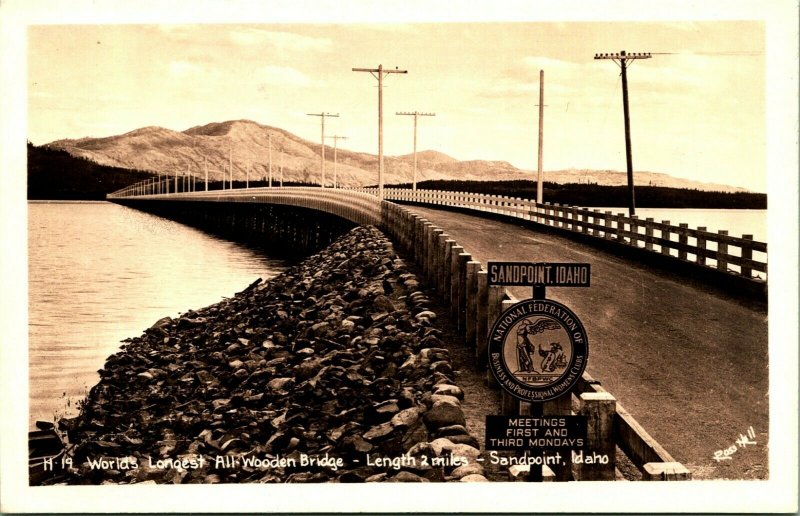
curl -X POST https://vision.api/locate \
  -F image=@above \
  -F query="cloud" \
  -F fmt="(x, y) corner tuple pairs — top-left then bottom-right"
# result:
(255, 65), (322, 88)
(480, 57), (595, 99)
(228, 29), (332, 53)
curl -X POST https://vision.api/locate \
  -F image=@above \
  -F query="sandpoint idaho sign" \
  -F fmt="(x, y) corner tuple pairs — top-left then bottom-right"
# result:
(487, 262), (590, 287)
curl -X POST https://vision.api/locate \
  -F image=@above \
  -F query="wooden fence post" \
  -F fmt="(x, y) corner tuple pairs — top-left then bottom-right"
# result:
(741, 235), (753, 278)
(696, 226), (707, 266)
(645, 218), (654, 251)
(435, 233), (449, 296)
(575, 392), (616, 481)
(475, 269), (489, 367)
(717, 230), (728, 272)
(661, 220), (671, 256)
(642, 462), (692, 481)
(457, 252), (472, 333)
(604, 211), (613, 240)
(429, 227), (443, 283)
(465, 261), (481, 349)
(449, 245), (464, 317)
(629, 215), (639, 247)
(421, 221), (432, 273)
(442, 240), (456, 302)
(678, 223), (689, 260)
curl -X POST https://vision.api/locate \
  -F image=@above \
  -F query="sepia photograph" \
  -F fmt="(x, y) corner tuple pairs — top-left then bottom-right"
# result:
(1, 0), (797, 513)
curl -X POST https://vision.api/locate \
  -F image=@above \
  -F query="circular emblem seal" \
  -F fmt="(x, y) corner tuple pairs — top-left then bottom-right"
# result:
(487, 299), (588, 402)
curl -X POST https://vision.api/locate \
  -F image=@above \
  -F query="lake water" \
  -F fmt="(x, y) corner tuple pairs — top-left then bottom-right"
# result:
(28, 201), (286, 428)
(595, 207), (767, 243)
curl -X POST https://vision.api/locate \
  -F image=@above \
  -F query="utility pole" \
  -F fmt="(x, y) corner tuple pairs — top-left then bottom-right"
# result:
(307, 112), (339, 187)
(594, 51), (652, 216)
(536, 70), (545, 205)
(396, 111), (435, 191)
(326, 135), (348, 189)
(268, 133), (273, 188)
(352, 64), (408, 198)
(228, 147), (233, 190)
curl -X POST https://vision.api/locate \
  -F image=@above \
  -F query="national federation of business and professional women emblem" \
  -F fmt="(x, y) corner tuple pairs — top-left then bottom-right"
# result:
(487, 298), (588, 402)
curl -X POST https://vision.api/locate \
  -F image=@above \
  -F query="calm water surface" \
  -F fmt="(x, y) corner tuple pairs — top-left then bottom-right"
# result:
(28, 202), (286, 428)
(596, 207), (767, 243)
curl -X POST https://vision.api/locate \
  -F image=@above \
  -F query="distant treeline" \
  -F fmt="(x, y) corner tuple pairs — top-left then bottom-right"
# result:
(391, 179), (767, 209)
(27, 143), (317, 200)
(28, 143), (157, 200)
(204, 180), (317, 190)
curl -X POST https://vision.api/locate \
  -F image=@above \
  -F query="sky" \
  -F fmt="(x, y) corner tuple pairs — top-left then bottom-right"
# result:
(28, 21), (766, 191)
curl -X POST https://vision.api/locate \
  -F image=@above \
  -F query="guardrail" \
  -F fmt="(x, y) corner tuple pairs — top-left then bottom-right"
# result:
(109, 187), (382, 227)
(352, 187), (767, 283)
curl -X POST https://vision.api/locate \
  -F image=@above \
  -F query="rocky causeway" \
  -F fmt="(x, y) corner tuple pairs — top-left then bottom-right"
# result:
(41, 226), (487, 484)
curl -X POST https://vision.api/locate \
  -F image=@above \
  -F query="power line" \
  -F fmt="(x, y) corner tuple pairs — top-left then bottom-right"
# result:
(595, 50), (653, 217)
(325, 135), (348, 189)
(535, 70), (545, 205)
(396, 111), (435, 191)
(650, 51), (763, 56)
(352, 64), (408, 199)
(306, 112), (339, 187)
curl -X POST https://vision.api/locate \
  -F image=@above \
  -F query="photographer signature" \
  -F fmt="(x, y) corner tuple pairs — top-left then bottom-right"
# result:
(712, 426), (757, 462)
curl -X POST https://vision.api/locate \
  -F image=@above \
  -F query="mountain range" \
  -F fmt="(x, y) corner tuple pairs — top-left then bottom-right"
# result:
(45, 119), (748, 193)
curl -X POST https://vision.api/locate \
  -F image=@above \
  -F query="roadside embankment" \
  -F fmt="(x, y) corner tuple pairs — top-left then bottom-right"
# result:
(44, 226), (485, 484)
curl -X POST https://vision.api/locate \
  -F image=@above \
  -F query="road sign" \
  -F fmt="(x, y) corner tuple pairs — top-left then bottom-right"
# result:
(485, 415), (587, 451)
(487, 262), (590, 287)
(487, 298), (588, 402)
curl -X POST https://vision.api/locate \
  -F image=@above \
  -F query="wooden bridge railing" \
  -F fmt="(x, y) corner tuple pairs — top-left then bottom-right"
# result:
(110, 187), (383, 227)
(109, 182), (767, 283)
(352, 187), (767, 283)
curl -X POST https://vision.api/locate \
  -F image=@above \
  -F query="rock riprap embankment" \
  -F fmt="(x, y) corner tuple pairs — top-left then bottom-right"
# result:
(54, 226), (485, 484)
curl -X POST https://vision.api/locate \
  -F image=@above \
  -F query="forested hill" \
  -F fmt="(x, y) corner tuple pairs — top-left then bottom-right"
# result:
(401, 180), (767, 210)
(28, 143), (156, 200)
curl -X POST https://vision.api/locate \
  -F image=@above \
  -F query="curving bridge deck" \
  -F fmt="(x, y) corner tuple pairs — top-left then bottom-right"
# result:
(109, 185), (769, 479)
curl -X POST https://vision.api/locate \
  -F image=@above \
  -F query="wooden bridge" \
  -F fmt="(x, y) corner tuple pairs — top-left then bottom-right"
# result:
(108, 183), (769, 480)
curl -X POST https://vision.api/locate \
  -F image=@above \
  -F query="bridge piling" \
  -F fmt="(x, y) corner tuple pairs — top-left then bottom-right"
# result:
(449, 246), (464, 319)
(475, 270), (489, 367)
(442, 241), (456, 303)
(435, 234), (450, 298)
(465, 261), (480, 349)
(456, 252), (472, 333)
(575, 392), (617, 481)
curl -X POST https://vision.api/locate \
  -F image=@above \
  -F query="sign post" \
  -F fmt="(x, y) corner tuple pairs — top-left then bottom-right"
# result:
(486, 261), (591, 481)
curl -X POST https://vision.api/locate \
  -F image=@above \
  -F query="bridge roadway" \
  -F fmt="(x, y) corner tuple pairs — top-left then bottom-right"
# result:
(405, 205), (768, 480)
